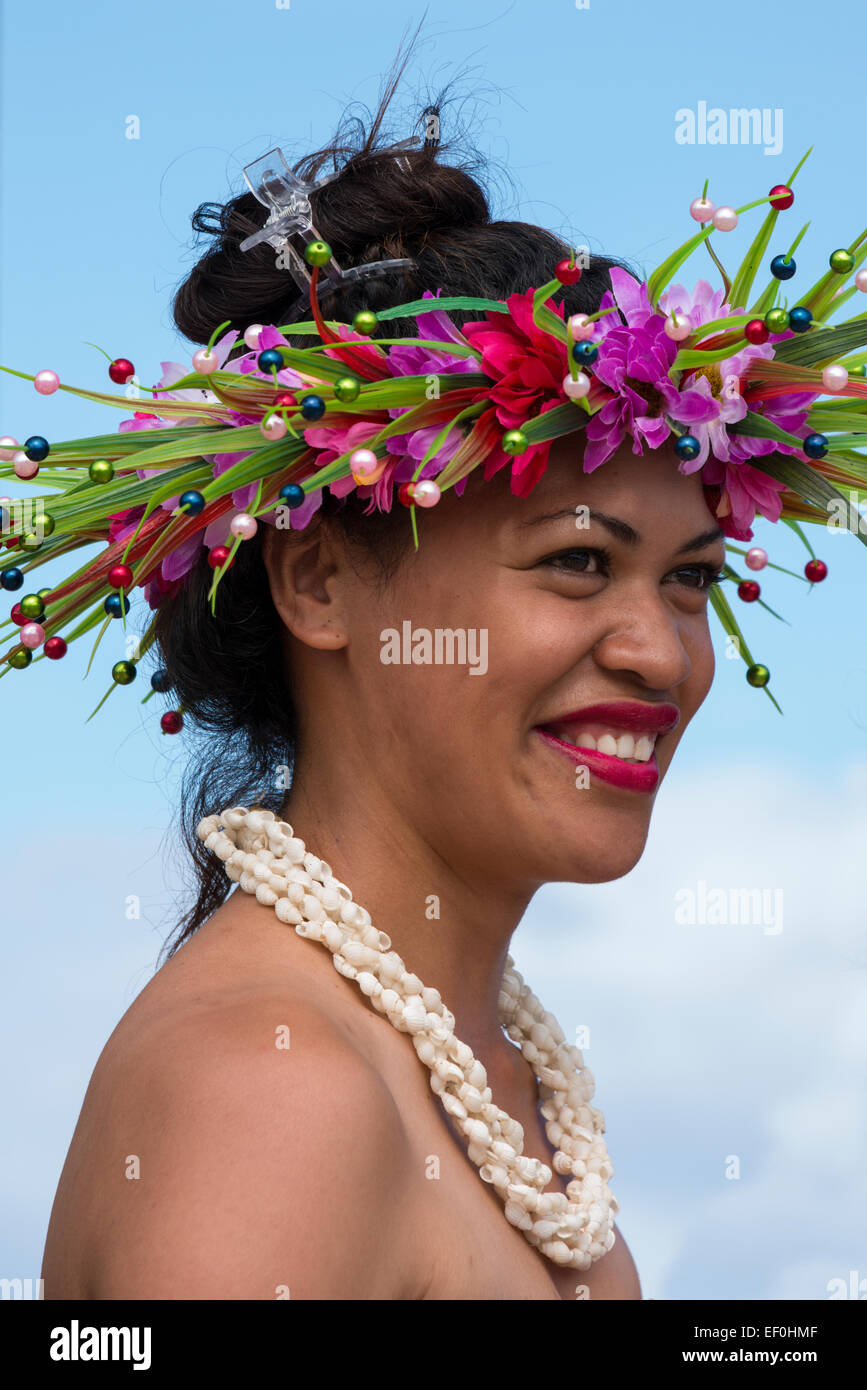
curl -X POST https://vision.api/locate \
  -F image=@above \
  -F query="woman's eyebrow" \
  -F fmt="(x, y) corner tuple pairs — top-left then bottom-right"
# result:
(518, 506), (725, 554)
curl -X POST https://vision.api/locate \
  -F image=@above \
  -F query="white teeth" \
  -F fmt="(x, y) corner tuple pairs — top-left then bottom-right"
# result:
(597, 733), (618, 756)
(634, 736), (653, 761)
(554, 727), (657, 762)
(574, 730), (596, 750)
(616, 734), (635, 760)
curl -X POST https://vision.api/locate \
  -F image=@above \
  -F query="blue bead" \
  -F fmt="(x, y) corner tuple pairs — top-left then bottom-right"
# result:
(803, 433), (828, 459)
(104, 593), (130, 618)
(179, 489), (206, 516)
(150, 667), (173, 693)
(572, 341), (598, 366)
(674, 434), (701, 461)
(299, 394), (326, 421)
(0, 566), (24, 590)
(788, 306), (812, 333)
(23, 434), (50, 461)
(279, 483), (306, 509)
(770, 255), (796, 281)
(257, 348), (284, 372)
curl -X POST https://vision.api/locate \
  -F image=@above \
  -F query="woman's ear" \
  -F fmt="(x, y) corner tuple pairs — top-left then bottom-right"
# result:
(260, 522), (349, 652)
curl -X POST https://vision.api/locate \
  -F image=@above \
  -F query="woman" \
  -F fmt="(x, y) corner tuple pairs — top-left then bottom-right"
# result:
(25, 85), (863, 1300)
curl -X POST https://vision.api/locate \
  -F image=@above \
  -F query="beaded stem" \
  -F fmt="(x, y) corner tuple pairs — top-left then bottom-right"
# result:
(198, 805), (619, 1269)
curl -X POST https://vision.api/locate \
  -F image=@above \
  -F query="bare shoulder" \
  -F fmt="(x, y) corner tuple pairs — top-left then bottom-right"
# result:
(42, 963), (422, 1300)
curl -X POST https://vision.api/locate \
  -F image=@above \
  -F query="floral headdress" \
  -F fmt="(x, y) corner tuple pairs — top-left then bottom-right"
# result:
(2, 145), (866, 727)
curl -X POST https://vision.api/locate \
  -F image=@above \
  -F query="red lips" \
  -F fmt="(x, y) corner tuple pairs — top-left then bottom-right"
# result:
(535, 700), (680, 795)
(539, 700), (681, 736)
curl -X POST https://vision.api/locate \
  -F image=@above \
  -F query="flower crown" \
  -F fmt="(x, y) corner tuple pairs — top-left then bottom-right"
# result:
(2, 147), (866, 729)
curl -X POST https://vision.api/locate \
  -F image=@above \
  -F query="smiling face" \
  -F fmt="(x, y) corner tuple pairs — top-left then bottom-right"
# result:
(267, 438), (726, 893)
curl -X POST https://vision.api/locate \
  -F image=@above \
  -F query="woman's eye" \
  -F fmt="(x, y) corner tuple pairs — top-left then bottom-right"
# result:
(544, 548), (609, 575)
(667, 565), (725, 591)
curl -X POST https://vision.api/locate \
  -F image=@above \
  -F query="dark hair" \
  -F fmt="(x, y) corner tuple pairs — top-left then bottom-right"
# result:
(155, 44), (634, 958)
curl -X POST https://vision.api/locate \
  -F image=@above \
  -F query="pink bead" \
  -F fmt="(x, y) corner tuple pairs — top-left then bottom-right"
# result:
(412, 480), (441, 508)
(260, 413), (287, 441)
(0, 436), (18, 461)
(568, 314), (594, 341)
(34, 369), (60, 395)
(745, 547), (768, 571)
(349, 447), (383, 483)
(822, 364), (849, 393)
(664, 313), (692, 341)
(229, 513), (258, 540)
(562, 372), (590, 400)
(192, 348), (219, 374)
(20, 622), (45, 649)
(712, 206), (738, 232)
(689, 197), (715, 223)
(244, 324), (264, 350)
(13, 452), (39, 480)
(855, 269), (867, 293)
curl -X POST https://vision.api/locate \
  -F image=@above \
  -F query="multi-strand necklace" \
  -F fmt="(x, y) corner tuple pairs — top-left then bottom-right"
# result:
(198, 805), (618, 1269)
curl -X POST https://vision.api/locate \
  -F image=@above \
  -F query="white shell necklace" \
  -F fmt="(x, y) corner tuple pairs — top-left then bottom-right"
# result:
(198, 805), (619, 1270)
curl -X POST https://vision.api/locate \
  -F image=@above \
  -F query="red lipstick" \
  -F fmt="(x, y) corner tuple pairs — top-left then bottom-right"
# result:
(535, 700), (680, 794)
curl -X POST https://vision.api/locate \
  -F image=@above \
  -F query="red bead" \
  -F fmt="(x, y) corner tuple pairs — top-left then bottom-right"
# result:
(738, 580), (761, 602)
(10, 602), (26, 625)
(109, 357), (135, 385)
(397, 483), (414, 507)
(745, 319), (770, 345)
(160, 709), (184, 734)
(555, 258), (582, 285)
(805, 559), (828, 582)
(768, 184), (794, 210)
(273, 392), (295, 408)
(6, 536), (19, 549)
(44, 635), (67, 660)
(207, 545), (234, 570)
(108, 563), (134, 589)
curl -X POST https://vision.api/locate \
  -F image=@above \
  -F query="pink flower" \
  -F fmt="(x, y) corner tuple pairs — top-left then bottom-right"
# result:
(702, 458), (788, 540)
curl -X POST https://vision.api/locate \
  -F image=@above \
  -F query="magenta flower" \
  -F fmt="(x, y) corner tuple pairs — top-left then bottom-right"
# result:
(702, 458), (788, 540)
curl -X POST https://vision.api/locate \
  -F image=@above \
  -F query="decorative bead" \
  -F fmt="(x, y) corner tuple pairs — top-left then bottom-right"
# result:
(334, 375), (361, 403)
(805, 559), (828, 582)
(501, 430), (529, 456)
(179, 489), (205, 517)
(244, 324), (264, 350)
(664, 313), (692, 341)
(108, 563), (134, 589)
(108, 358), (135, 385)
(746, 663), (770, 688)
(674, 434), (700, 462)
(273, 392), (295, 409)
(712, 206), (738, 232)
(770, 255), (796, 280)
(34, 369), (60, 395)
(568, 314), (594, 341)
(555, 258), (582, 285)
(737, 580), (760, 603)
(745, 319), (770, 345)
(764, 307), (790, 333)
(32, 512), (54, 537)
(19, 592), (45, 619)
(0, 436), (18, 460)
(8, 645), (31, 669)
(13, 453), (39, 480)
(689, 196), (715, 223)
(261, 413), (287, 441)
(299, 393), (326, 421)
(411, 480), (441, 508)
(207, 545), (234, 570)
(20, 621), (45, 649)
(44, 635), (67, 660)
(229, 513), (258, 540)
(0, 567), (23, 590)
(562, 372), (591, 400)
(10, 603), (25, 625)
(788, 306), (812, 333)
(257, 348), (284, 373)
(397, 482), (414, 507)
(572, 341), (598, 366)
(150, 667), (173, 692)
(352, 310), (378, 336)
(304, 239), (332, 267)
(160, 710), (184, 734)
(822, 364), (848, 392)
(803, 433), (828, 459)
(855, 268), (867, 293)
(768, 184), (794, 210)
(192, 348), (219, 374)
(349, 447), (384, 484)
(23, 435), (49, 461)
(279, 483), (306, 509)
(88, 459), (114, 484)
(104, 593), (130, 618)
(111, 659), (137, 685)
(745, 547), (768, 571)
(829, 248), (854, 274)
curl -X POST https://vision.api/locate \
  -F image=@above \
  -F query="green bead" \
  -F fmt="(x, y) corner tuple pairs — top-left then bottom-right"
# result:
(502, 429), (529, 456)
(9, 645), (32, 669)
(304, 239), (332, 267)
(89, 459), (115, 484)
(764, 307), (790, 333)
(746, 663), (770, 688)
(33, 512), (55, 536)
(352, 310), (378, 336)
(112, 659), (137, 686)
(19, 593), (45, 620)
(829, 248), (854, 274)
(37, 587), (52, 601)
(334, 375), (361, 403)
(20, 532), (42, 552)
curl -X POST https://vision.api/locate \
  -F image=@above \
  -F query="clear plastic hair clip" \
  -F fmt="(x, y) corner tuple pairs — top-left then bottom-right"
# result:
(239, 141), (420, 300)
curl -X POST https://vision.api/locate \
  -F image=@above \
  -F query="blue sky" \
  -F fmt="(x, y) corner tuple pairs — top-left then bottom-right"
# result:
(1, 0), (865, 1300)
